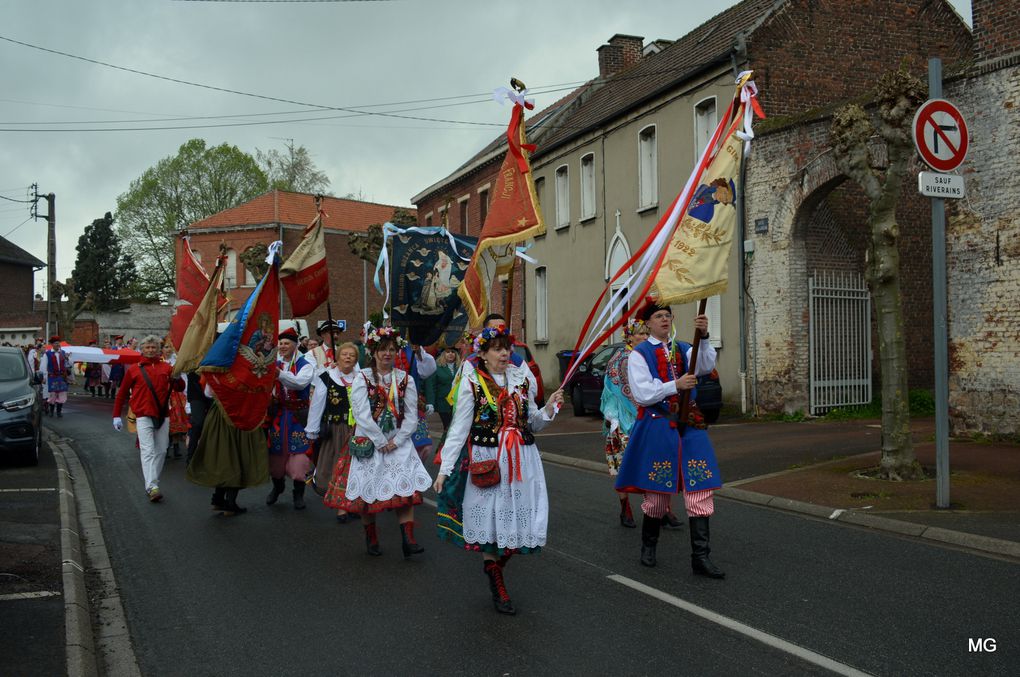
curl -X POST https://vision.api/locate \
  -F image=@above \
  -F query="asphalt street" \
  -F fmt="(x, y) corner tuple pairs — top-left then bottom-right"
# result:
(45, 394), (1019, 677)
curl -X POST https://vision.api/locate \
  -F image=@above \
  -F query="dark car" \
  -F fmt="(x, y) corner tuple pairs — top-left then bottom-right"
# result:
(512, 342), (545, 407)
(0, 347), (43, 466)
(566, 343), (723, 423)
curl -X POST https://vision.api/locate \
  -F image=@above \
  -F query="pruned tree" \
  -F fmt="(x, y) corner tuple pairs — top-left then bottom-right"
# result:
(256, 139), (331, 194)
(72, 212), (136, 311)
(115, 139), (269, 299)
(348, 223), (385, 264)
(240, 243), (270, 281)
(51, 278), (91, 339)
(830, 68), (926, 481)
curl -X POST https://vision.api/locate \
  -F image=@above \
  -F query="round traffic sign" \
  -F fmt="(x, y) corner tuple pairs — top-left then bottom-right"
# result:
(912, 99), (969, 172)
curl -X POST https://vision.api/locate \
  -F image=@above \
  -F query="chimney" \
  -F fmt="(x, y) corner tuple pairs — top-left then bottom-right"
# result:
(598, 34), (644, 78)
(971, 0), (1020, 63)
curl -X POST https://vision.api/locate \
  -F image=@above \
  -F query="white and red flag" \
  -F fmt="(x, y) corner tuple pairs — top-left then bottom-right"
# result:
(170, 236), (213, 351)
(280, 208), (329, 317)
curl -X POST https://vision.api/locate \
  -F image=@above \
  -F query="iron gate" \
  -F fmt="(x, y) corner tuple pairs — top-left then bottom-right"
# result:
(808, 270), (872, 414)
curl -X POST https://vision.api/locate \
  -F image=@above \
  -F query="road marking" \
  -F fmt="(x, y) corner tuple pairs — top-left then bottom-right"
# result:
(0, 487), (57, 493)
(0, 590), (62, 602)
(534, 430), (603, 437)
(607, 575), (873, 677)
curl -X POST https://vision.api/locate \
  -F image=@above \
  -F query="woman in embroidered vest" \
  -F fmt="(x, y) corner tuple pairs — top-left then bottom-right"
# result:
(336, 325), (432, 557)
(306, 342), (360, 523)
(600, 318), (650, 528)
(614, 301), (725, 579)
(434, 326), (565, 615)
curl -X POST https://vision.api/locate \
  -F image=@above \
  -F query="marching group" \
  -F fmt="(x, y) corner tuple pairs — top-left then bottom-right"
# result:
(47, 301), (724, 614)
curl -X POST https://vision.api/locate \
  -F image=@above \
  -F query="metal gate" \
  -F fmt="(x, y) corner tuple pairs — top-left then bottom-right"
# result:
(808, 270), (872, 414)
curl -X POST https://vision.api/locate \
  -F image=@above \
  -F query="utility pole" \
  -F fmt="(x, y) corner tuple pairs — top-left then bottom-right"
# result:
(33, 185), (56, 338)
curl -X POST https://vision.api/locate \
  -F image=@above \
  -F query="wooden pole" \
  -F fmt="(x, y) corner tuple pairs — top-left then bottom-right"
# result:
(503, 254), (516, 326)
(677, 298), (708, 428)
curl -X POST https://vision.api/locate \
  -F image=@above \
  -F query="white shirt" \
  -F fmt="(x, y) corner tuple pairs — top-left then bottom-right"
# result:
(277, 354), (315, 391)
(627, 336), (716, 407)
(305, 367), (356, 438)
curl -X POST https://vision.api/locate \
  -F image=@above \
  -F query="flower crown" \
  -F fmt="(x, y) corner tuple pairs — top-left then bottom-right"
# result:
(623, 318), (649, 338)
(473, 324), (514, 353)
(362, 323), (407, 351)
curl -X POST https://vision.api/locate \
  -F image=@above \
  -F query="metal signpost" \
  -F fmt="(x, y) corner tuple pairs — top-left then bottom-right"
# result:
(914, 58), (968, 509)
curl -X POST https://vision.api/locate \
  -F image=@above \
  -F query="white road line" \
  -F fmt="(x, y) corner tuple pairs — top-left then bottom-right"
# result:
(607, 575), (873, 677)
(0, 487), (58, 493)
(0, 590), (62, 602)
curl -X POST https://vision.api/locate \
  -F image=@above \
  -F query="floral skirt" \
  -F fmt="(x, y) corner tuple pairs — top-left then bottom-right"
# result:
(169, 391), (189, 436)
(604, 429), (628, 476)
(332, 436), (431, 514)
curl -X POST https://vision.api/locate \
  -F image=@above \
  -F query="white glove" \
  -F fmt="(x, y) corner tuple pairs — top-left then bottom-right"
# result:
(185, 402), (192, 415)
(608, 418), (620, 434)
(425, 404), (435, 416)
(113, 417), (123, 431)
(306, 432), (318, 441)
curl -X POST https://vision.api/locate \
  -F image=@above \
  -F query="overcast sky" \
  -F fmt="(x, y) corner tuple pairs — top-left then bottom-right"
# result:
(0, 0), (971, 299)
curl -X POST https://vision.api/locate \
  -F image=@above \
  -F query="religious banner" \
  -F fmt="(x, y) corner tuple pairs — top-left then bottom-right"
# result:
(172, 253), (227, 377)
(391, 230), (477, 346)
(170, 236), (212, 351)
(280, 210), (328, 317)
(199, 242), (282, 431)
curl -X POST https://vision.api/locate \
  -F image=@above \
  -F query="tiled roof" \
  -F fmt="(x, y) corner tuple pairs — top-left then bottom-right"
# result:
(0, 236), (45, 268)
(189, 190), (415, 233)
(534, 0), (782, 154)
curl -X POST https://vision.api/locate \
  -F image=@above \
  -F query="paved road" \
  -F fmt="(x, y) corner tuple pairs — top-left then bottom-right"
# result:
(50, 395), (1018, 676)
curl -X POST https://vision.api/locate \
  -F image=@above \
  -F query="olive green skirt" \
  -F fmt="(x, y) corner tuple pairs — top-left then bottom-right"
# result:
(186, 401), (269, 489)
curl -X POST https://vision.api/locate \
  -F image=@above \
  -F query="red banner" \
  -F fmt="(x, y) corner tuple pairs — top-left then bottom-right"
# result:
(170, 236), (211, 351)
(281, 215), (329, 317)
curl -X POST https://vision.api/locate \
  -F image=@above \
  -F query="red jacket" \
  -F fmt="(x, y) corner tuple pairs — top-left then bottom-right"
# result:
(113, 357), (185, 418)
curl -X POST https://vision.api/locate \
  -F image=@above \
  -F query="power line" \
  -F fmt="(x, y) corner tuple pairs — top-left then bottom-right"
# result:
(3, 216), (33, 238)
(0, 193), (34, 204)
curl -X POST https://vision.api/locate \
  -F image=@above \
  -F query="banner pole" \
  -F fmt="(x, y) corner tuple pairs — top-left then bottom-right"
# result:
(677, 298), (708, 428)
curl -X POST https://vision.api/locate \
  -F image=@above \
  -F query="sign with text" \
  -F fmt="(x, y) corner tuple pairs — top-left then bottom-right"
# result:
(912, 99), (969, 173)
(918, 171), (965, 199)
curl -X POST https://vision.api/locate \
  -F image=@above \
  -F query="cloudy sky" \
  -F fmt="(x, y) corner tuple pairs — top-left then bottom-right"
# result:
(0, 0), (971, 298)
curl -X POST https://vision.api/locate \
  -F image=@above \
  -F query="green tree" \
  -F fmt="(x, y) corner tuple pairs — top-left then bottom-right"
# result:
(256, 139), (331, 194)
(115, 139), (269, 299)
(830, 69), (925, 481)
(72, 212), (135, 311)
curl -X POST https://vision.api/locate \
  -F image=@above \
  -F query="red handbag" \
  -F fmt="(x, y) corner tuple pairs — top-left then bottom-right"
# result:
(468, 443), (500, 488)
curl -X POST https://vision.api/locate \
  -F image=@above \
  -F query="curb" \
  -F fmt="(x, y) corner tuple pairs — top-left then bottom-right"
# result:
(48, 430), (142, 677)
(539, 450), (1020, 561)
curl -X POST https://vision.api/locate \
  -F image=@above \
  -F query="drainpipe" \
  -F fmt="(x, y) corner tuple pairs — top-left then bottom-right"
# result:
(731, 49), (750, 414)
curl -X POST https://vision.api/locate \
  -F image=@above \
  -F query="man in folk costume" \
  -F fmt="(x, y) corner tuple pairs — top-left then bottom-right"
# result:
(308, 319), (343, 374)
(614, 300), (725, 578)
(39, 336), (72, 417)
(112, 335), (186, 502)
(266, 327), (316, 510)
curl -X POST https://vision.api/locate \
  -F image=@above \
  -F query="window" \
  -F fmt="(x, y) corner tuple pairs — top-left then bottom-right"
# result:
(580, 153), (596, 220)
(694, 97), (718, 160)
(535, 266), (548, 341)
(479, 188), (490, 227)
(459, 197), (469, 235)
(638, 125), (657, 209)
(438, 206), (447, 228)
(425, 214), (433, 227)
(533, 178), (546, 236)
(704, 294), (722, 348)
(244, 261), (257, 286)
(224, 248), (237, 288)
(554, 165), (570, 228)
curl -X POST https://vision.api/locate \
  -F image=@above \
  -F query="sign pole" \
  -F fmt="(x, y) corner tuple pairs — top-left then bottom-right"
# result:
(929, 57), (950, 509)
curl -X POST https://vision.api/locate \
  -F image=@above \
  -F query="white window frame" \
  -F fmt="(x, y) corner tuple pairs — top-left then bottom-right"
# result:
(704, 294), (722, 348)
(477, 185), (490, 227)
(580, 152), (596, 221)
(458, 194), (470, 234)
(535, 266), (548, 341)
(638, 124), (658, 210)
(244, 261), (257, 287)
(554, 164), (570, 229)
(694, 96), (718, 162)
(533, 177), (546, 238)
(224, 248), (238, 289)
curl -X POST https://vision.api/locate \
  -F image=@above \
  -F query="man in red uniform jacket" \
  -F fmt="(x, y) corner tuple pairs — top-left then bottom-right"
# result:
(112, 335), (185, 502)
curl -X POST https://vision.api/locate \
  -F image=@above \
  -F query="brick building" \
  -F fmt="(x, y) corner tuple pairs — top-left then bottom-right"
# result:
(0, 236), (46, 345)
(186, 190), (415, 336)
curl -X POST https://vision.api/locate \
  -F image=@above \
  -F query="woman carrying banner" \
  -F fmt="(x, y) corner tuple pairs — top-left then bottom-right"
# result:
(306, 342), (360, 523)
(334, 325), (432, 557)
(433, 325), (564, 615)
(162, 342), (189, 460)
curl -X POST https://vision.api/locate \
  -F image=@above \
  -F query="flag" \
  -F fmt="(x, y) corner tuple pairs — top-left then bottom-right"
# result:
(170, 236), (212, 351)
(459, 93), (546, 326)
(172, 254), (226, 377)
(199, 242), (282, 431)
(280, 213), (328, 317)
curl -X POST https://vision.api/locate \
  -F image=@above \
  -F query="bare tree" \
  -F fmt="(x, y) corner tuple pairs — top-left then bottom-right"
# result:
(830, 69), (926, 480)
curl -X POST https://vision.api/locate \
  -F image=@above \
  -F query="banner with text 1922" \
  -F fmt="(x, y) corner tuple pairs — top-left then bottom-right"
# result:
(390, 231), (477, 346)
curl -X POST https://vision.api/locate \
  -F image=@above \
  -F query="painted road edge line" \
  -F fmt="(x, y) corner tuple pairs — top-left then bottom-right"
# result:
(607, 574), (874, 677)
(0, 590), (62, 601)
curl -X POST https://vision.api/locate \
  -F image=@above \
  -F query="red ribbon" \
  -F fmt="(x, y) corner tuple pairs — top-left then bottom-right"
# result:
(506, 103), (537, 175)
(501, 427), (524, 484)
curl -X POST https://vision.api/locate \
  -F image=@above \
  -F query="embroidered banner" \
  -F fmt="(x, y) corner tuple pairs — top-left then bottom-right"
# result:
(170, 236), (212, 351)
(280, 214), (329, 317)
(172, 254), (227, 378)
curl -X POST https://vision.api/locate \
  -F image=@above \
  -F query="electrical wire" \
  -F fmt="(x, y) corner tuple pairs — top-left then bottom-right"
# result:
(0, 194), (34, 204)
(3, 216), (33, 238)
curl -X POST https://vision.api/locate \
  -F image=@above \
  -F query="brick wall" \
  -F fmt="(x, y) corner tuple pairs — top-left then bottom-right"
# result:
(0, 262), (36, 314)
(972, 0), (1020, 62)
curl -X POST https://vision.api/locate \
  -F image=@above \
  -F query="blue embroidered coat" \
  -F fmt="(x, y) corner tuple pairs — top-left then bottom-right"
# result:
(614, 339), (722, 495)
(268, 355), (312, 455)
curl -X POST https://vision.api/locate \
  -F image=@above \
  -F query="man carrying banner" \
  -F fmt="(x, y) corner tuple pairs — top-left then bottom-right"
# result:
(266, 328), (316, 510)
(614, 301), (724, 578)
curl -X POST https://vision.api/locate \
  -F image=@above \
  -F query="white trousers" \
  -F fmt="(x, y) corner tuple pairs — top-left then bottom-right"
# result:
(136, 416), (169, 491)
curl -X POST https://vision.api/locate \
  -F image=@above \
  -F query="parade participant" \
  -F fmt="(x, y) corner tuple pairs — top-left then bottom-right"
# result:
(306, 342), (360, 522)
(265, 328), (316, 510)
(112, 335), (185, 502)
(395, 337), (437, 461)
(184, 369), (211, 465)
(600, 318), (650, 528)
(430, 346), (460, 433)
(614, 301), (724, 577)
(162, 343), (189, 460)
(434, 325), (564, 615)
(108, 335), (126, 400)
(308, 319), (343, 374)
(306, 337), (319, 352)
(84, 341), (103, 397)
(39, 336), (72, 417)
(335, 325), (431, 557)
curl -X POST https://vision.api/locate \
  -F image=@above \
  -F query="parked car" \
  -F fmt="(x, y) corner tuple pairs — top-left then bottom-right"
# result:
(0, 346), (43, 466)
(566, 343), (723, 423)
(512, 342), (545, 407)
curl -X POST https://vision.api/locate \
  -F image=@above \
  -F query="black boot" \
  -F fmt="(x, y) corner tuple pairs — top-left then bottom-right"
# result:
(364, 523), (382, 556)
(619, 495), (636, 528)
(640, 514), (661, 567)
(292, 480), (306, 510)
(483, 561), (516, 615)
(221, 488), (247, 516)
(211, 487), (227, 511)
(172, 442), (182, 459)
(689, 516), (725, 579)
(663, 510), (684, 530)
(56, 403), (63, 418)
(400, 521), (425, 557)
(266, 478), (285, 505)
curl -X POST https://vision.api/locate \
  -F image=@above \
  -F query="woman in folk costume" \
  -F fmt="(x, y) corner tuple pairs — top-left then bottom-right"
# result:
(162, 342), (189, 460)
(614, 300), (725, 579)
(335, 325), (432, 557)
(600, 318), (650, 528)
(434, 326), (565, 615)
(306, 342), (360, 523)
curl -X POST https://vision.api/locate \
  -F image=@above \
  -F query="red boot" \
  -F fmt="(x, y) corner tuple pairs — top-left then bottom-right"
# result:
(483, 561), (516, 615)
(400, 521), (425, 557)
(364, 522), (382, 556)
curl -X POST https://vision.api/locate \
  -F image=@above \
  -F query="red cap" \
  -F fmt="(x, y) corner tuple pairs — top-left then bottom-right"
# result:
(278, 328), (299, 343)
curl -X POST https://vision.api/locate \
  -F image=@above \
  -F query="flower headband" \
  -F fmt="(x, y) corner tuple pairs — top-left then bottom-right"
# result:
(473, 324), (514, 353)
(362, 323), (407, 351)
(623, 318), (649, 338)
